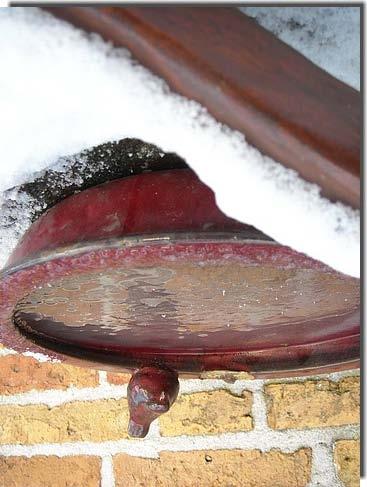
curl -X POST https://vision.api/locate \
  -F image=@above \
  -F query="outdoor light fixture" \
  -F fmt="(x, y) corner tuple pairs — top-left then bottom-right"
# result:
(0, 167), (360, 437)
(0, 6), (360, 438)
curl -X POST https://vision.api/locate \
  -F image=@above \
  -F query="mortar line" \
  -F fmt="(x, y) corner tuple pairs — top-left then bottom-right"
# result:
(263, 369), (360, 384)
(0, 349), (59, 361)
(101, 454), (115, 487)
(0, 347), (16, 357)
(178, 378), (264, 395)
(98, 371), (109, 386)
(307, 442), (344, 487)
(250, 385), (270, 432)
(0, 378), (265, 407)
(0, 383), (129, 407)
(0, 424), (359, 459)
(22, 351), (60, 363)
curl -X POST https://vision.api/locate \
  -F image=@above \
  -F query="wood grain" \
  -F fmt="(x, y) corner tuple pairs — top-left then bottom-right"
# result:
(42, 6), (360, 208)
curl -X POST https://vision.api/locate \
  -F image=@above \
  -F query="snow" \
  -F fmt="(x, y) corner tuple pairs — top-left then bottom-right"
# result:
(240, 6), (360, 91)
(0, 7), (360, 277)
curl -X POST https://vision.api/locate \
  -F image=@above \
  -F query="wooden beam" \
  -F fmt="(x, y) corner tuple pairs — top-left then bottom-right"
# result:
(42, 6), (360, 208)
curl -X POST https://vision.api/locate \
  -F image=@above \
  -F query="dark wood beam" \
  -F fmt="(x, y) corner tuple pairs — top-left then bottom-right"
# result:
(41, 6), (361, 208)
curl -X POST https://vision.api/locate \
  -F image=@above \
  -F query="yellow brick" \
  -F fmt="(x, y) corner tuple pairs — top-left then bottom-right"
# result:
(0, 398), (129, 444)
(107, 371), (131, 385)
(0, 455), (100, 487)
(114, 448), (312, 487)
(334, 440), (360, 487)
(0, 354), (98, 395)
(265, 377), (359, 429)
(159, 390), (252, 436)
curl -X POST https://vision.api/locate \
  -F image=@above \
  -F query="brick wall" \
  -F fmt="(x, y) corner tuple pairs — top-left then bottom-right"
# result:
(0, 345), (360, 487)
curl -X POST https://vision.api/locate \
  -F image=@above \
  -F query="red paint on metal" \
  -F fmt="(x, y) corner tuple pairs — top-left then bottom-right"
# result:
(0, 169), (360, 377)
(7, 170), (250, 267)
(127, 366), (179, 438)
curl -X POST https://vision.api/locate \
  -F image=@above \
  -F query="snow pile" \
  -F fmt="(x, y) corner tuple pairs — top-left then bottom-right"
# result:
(240, 6), (360, 91)
(0, 7), (360, 277)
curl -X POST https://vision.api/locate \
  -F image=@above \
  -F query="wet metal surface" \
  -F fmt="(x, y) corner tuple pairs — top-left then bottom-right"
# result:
(13, 243), (359, 352)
